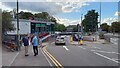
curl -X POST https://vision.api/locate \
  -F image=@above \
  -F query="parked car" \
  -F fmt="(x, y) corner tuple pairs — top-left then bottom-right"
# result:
(55, 36), (66, 45)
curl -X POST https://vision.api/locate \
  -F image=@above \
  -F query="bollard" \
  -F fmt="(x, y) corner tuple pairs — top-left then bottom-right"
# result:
(80, 40), (83, 45)
(70, 37), (72, 42)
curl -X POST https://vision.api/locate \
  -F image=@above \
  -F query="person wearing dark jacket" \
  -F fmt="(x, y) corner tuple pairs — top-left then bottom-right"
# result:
(22, 34), (29, 56)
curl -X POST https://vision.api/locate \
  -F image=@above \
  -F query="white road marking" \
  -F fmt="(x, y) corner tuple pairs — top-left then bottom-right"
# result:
(9, 52), (19, 66)
(91, 50), (119, 54)
(94, 52), (120, 63)
(111, 51), (117, 54)
(93, 47), (101, 49)
(63, 46), (69, 51)
(40, 48), (53, 66)
(79, 46), (86, 49)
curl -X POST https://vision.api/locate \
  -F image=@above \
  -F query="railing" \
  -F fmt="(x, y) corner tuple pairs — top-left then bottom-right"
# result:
(39, 32), (49, 38)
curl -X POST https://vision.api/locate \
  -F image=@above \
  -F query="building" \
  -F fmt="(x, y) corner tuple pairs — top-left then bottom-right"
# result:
(6, 19), (55, 41)
(7, 19), (55, 34)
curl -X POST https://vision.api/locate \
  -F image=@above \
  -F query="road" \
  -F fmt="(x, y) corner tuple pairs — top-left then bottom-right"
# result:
(2, 35), (119, 68)
(46, 35), (119, 67)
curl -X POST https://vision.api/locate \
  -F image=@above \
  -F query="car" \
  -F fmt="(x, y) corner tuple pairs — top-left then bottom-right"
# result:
(55, 36), (66, 45)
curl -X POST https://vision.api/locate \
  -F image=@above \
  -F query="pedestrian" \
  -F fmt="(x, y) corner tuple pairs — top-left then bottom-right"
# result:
(32, 34), (38, 56)
(30, 34), (34, 46)
(22, 34), (29, 56)
(39, 38), (42, 48)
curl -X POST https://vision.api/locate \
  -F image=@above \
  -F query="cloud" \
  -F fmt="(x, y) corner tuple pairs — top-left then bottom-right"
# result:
(55, 17), (80, 26)
(61, 2), (90, 13)
(62, 5), (75, 13)
(2, 1), (90, 15)
(102, 17), (118, 25)
(114, 11), (120, 16)
(2, 2), (63, 15)
(1, 0), (119, 2)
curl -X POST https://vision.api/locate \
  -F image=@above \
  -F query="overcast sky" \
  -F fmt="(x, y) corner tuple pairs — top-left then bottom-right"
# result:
(1, 0), (119, 26)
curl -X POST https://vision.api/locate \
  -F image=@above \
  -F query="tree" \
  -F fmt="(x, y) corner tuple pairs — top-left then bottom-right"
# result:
(82, 10), (99, 32)
(54, 23), (66, 31)
(73, 25), (78, 32)
(66, 25), (78, 32)
(34, 12), (49, 19)
(100, 23), (110, 32)
(50, 16), (57, 24)
(19, 11), (34, 19)
(18, 11), (57, 23)
(2, 11), (15, 33)
(111, 22), (120, 33)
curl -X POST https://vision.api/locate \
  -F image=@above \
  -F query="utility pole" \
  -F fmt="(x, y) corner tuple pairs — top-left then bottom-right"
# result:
(78, 23), (80, 45)
(78, 14), (83, 45)
(100, 0), (101, 26)
(16, 0), (20, 51)
(81, 14), (83, 35)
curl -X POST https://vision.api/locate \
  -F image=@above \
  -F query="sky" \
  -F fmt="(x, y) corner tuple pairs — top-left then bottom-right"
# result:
(1, 0), (119, 26)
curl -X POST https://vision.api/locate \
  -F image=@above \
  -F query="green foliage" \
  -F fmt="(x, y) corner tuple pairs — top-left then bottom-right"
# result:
(66, 25), (78, 32)
(19, 11), (57, 23)
(73, 25), (78, 32)
(100, 23), (110, 32)
(111, 22), (120, 33)
(82, 10), (99, 32)
(54, 23), (66, 32)
(2, 11), (15, 33)
(34, 12), (49, 19)
(19, 11), (34, 19)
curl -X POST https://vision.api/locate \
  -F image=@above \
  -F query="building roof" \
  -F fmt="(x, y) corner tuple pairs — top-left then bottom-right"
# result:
(12, 19), (55, 24)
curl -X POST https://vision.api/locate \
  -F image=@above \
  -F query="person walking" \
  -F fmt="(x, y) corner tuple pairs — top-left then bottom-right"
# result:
(22, 34), (29, 56)
(32, 34), (38, 56)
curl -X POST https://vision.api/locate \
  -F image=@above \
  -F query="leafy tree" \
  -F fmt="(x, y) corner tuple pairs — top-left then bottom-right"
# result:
(19, 11), (34, 19)
(34, 12), (49, 19)
(82, 10), (99, 32)
(50, 16), (57, 24)
(111, 22), (120, 33)
(2, 11), (15, 33)
(73, 25), (78, 32)
(55, 23), (66, 31)
(66, 25), (78, 32)
(100, 23), (110, 32)
(18, 11), (57, 23)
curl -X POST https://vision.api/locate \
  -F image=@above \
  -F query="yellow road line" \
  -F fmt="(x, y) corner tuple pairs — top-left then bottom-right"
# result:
(44, 47), (63, 67)
(43, 46), (63, 68)
(43, 48), (58, 67)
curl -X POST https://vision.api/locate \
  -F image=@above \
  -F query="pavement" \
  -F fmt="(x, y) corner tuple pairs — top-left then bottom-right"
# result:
(2, 45), (19, 66)
(10, 46), (51, 66)
(0, 45), (2, 68)
(2, 35), (54, 67)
